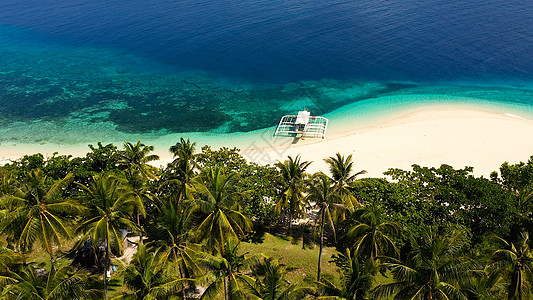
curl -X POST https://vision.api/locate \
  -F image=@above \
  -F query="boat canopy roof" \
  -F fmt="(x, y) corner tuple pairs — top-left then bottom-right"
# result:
(275, 110), (328, 139)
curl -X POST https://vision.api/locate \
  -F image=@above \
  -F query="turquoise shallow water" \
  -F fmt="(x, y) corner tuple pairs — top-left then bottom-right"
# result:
(0, 9), (533, 151)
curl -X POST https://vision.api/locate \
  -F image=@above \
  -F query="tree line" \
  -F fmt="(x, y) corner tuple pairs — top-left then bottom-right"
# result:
(1, 138), (533, 299)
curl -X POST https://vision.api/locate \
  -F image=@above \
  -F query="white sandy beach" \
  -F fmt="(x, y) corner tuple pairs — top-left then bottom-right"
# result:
(241, 108), (533, 178)
(1, 107), (533, 178)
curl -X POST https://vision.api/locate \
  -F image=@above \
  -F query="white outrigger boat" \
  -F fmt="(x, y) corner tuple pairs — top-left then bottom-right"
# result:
(274, 110), (329, 139)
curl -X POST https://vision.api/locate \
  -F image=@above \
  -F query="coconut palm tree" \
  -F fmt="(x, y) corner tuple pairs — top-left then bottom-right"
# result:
(120, 243), (188, 299)
(0, 169), (83, 266)
(316, 249), (372, 300)
(244, 257), (313, 300)
(489, 232), (533, 300)
(461, 266), (504, 300)
(373, 225), (473, 299)
(0, 247), (25, 287)
(324, 153), (366, 211)
(305, 172), (343, 281)
(116, 140), (160, 179)
(345, 204), (401, 260)
(1, 264), (102, 300)
(77, 174), (141, 300)
(147, 199), (202, 293)
(170, 137), (197, 164)
(275, 155), (311, 235)
(193, 167), (252, 254)
(119, 168), (152, 242)
(166, 138), (198, 205)
(200, 237), (258, 300)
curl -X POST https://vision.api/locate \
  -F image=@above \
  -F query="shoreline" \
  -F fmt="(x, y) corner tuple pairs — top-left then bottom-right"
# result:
(242, 107), (533, 177)
(1, 105), (533, 178)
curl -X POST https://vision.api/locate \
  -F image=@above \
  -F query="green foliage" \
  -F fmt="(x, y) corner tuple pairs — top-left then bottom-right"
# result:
(1, 141), (533, 299)
(372, 164), (515, 240)
(0, 169), (83, 260)
(344, 204), (402, 260)
(373, 225), (474, 299)
(276, 155), (312, 234)
(83, 142), (120, 174)
(117, 140), (160, 179)
(325, 153), (367, 211)
(245, 257), (313, 300)
(197, 146), (280, 226)
(490, 232), (533, 300)
(193, 167), (253, 253)
(120, 243), (187, 299)
(318, 249), (373, 300)
(496, 156), (533, 192)
(2, 264), (102, 300)
(199, 237), (258, 300)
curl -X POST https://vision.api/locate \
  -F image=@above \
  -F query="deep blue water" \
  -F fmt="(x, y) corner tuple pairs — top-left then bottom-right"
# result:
(0, 0), (533, 142)
(2, 0), (532, 83)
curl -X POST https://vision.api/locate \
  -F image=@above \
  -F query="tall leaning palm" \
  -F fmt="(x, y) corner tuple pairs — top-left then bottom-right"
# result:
(373, 225), (473, 300)
(168, 138), (198, 203)
(200, 237), (258, 300)
(345, 204), (401, 260)
(325, 153), (366, 211)
(245, 258), (313, 300)
(119, 169), (151, 242)
(0, 169), (83, 266)
(116, 140), (160, 179)
(77, 174), (140, 300)
(306, 172), (342, 281)
(2, 264), (102, 300)
(490, 232), (533, 300)
(148, 200), (202, 289)
(317, 249), (372, 300)
(193, 167), (252, 254)
(275, 155), (311, 235)
(121, 243), (187, 299)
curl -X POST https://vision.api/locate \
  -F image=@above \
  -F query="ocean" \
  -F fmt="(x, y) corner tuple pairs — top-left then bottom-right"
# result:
(0, 0), (532, 148)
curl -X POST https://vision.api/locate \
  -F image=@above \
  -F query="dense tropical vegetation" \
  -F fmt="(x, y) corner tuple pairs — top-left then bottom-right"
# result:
(1, 139), (533, 299)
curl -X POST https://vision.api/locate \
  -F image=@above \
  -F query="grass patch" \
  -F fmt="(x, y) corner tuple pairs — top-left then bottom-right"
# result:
(239, 233), (340, 284)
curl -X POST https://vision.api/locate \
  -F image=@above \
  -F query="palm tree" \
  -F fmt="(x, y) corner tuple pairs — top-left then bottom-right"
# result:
(489, 232), (533, 300)
(148, 199), (202, 294)
(512, 186), (533, 233)
(119, 168), (151, 242)
(116, 140), (160, 179)
(461, 266), (504, 300)
(193, 167), (252, 254)
(170, 137), (197, 163)
(0, 169), (83, 266)
(317, 249), (372, 300)
(77, 174), (141, 300)
(120, 243), (188, 299)
(245, 257), (313, 300)
(0, 247), (25, 287)
(324, 153), (366, 211)
(200, 237), (258, 300)
(275, 155), (311, 235)
(345, 204), (401, 260)
(305, 172), (342, 281)
(373, 225), (473, 299)
(2, 264), (102, 300)
(168, 137), (198, 202)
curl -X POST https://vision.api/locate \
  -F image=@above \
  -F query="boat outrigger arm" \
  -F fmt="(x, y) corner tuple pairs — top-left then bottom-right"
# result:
(274, 110), (329, 139)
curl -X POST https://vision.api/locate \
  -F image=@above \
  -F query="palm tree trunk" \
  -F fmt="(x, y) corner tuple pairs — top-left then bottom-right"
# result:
(289, 210), (293, 236)
(137, 210), (143, 243)
(224, 276), (229, 300)
(104, 236), (109, 300)
(49, 252), (56, 270)
(317, 208), (325, 282)
(179, 265), (187, 299)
